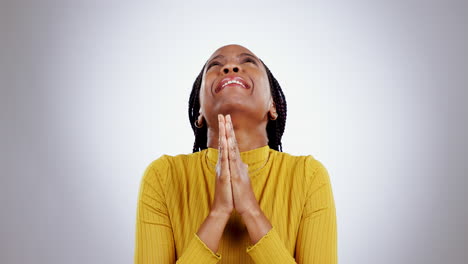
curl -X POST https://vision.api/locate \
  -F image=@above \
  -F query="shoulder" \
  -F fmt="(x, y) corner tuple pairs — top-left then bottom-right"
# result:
(153, 150), (204, 170)
(143, 150), (204, 181)
(302, 155), (332, 196)
(140, 155), (170, 189)
(274, 150), (330, 185)
(305, 155), (329, 179)
(274, 149), (326, 170)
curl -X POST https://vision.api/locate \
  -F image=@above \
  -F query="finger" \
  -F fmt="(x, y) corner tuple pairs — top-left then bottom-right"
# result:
(226, 114), (240, 150)
(226, 114), (240, 154)
(218, 114), (230, 179)
(225, 114), (241, 177)
(217, 114), (222, 175)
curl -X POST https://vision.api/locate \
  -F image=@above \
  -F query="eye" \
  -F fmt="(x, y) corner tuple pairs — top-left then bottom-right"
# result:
(207, 61), (221, 69)
(243, 58), (257, 65)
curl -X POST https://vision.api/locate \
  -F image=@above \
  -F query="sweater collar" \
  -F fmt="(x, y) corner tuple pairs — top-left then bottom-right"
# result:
(205, 144), (271, 177)
(206, 144), (270, 164)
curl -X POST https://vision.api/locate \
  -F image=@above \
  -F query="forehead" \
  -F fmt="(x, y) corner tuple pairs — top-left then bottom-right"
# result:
(207, 44), (258, 61)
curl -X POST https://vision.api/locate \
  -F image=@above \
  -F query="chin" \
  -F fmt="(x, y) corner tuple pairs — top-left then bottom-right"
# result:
(216, 101), (250, 114)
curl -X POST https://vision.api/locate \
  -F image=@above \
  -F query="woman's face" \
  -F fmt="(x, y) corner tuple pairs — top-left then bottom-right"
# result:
(199, 44), (275, 128)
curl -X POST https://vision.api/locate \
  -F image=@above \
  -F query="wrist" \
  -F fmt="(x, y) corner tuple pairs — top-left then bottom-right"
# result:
(210, 209), (232, 221)
(239, 206), (262, 219)
(239, 206), (273, 245)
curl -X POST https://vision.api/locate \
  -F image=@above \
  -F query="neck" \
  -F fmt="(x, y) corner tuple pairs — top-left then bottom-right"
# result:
(206, 121), (268, 153)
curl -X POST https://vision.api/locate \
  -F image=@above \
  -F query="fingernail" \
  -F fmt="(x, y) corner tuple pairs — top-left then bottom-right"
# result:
(218, 114), (221, 122)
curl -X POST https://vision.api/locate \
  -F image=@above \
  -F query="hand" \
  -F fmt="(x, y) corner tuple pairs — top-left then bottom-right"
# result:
(224, 114), (260, 216)
(210, 114), (272, 246)
(211, 114), (234, 217)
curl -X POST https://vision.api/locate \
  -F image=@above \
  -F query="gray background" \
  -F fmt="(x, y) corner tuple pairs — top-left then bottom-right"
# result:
(1, 0), (467, 263)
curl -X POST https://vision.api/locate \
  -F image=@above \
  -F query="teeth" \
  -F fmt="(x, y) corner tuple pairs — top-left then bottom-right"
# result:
(222, 80), (244, 88)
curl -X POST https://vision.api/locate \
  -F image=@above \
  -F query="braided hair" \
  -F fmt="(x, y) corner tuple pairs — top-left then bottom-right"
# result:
(188, 59), (287, 153)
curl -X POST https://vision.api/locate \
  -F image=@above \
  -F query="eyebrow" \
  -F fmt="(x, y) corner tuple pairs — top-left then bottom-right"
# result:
(208, 54), (224, 63)
(207, 53), (258, 64)
(239, 53), (258, 60)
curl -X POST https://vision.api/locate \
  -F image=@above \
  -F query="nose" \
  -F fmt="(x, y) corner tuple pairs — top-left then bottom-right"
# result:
(221, 63), (240, 74)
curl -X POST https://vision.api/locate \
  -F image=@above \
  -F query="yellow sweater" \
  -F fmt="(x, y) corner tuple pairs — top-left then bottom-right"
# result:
(134, 145), (337, 263)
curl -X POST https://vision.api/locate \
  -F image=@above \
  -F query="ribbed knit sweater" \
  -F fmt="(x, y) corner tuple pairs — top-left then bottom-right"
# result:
(134, 144), (337, 263)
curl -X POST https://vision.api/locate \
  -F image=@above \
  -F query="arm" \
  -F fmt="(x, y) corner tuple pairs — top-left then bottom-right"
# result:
(196, 210), (230, 253)
(294, 157), (338, 264)
(134, 159), (224, 264)
(134, 162), (175, 263)
(243, 208), (297, 264)
(245, 157), (338, 264)
(240, 207), (272, 245)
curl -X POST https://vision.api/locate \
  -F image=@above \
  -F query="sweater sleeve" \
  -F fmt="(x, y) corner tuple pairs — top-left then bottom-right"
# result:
(245, 157), (337, 264)
(245, 226), (296, 263)
(134, 157), (222, 264)
(294, 157), (338, 264)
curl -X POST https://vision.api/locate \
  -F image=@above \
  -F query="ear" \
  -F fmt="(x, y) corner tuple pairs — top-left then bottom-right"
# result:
(269, 99), (276, 113)
(197, 110), (204, 121)
(268, 100), (278, 120)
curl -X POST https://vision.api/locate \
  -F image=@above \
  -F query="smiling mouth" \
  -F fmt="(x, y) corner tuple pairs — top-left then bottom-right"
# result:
(216, 82), (246, 92)
(215, 76), (251, 93)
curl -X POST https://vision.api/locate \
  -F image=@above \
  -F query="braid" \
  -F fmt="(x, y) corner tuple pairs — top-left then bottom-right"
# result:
(188, 60), (287, 153)
(261, 59), (287, 152)
(188, 65), (207, 153)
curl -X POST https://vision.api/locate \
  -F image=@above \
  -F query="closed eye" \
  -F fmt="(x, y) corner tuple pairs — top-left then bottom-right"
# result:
(243, 58), (257, 65)
(207, 61), (221, 70)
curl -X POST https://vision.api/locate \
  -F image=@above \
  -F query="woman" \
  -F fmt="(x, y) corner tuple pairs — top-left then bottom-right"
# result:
(134, 44), (337, 263)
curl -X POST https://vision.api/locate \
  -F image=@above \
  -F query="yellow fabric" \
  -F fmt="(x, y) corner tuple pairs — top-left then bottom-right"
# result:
(134, 144), (337, 263)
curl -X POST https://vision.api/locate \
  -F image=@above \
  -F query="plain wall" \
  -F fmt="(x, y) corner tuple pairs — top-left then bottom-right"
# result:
(1, 0), (467, 263)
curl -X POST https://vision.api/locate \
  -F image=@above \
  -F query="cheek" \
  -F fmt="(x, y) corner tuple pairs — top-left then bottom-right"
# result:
(252, 73), (271, 103)
(203, 72), (218, 91)
(253, 73), (270, 92)
(199, 76), (215, 107)
(249, 67), (267, 84)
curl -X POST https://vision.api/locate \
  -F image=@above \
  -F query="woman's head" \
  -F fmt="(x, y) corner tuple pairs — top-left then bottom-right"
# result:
(189, 44), (287, 153)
